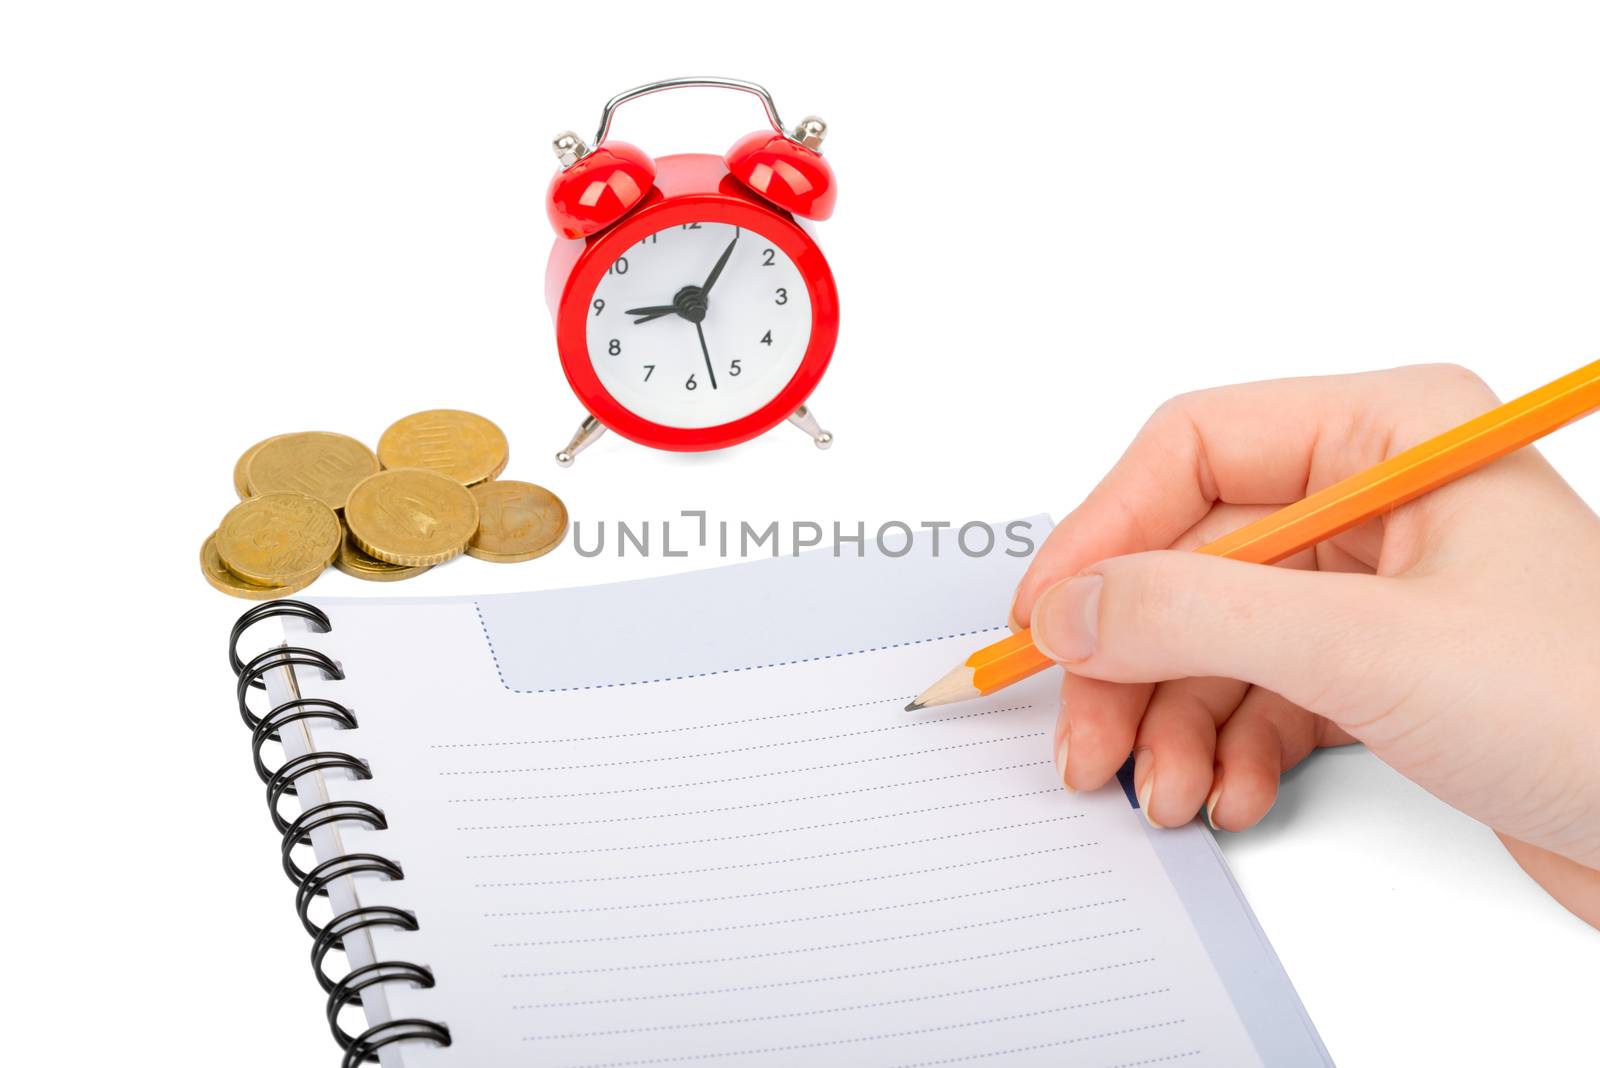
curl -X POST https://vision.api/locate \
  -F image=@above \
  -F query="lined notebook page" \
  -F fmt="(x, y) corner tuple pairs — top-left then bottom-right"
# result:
(286, 543), (1273, 1067)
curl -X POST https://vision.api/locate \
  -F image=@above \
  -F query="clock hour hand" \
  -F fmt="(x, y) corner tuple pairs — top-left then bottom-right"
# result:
(627, 233), (736, 327)
(627, 304), (678, 324)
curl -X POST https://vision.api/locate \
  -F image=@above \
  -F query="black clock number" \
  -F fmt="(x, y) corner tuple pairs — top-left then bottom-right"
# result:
(729, 359), (742, 377)
(685, 373), (698, 391)
(681, 222), (702, 230)
(762, 248), (775, 266)
(608, 256), (629, 275)
(608, 338), (621, 356)
(643, 364), (655, 381)
(774, 288), (788, 305)
(592, 298), (605, 317)
(760, 330), (773, 346)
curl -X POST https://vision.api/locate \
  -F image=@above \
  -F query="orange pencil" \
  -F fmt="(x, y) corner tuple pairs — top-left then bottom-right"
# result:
(907, 359), (1600, 711)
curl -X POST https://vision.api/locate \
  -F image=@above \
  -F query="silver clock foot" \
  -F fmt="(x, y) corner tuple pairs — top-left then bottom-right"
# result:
(787, 404), (833, 450)
(555, 414), (606, 467)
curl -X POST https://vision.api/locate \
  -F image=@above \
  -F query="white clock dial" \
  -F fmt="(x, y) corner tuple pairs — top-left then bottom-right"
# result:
(585, 221), (813, 428)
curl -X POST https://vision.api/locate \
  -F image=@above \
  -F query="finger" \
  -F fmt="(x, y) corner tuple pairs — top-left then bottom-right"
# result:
(1167, 502), (1319, 571)
(1208, 686), (1355, 830)
(1010, 363), (1499, 626)
(1054, 674), (1152, 792)
(1166, 502), (1274, 551)
(1030, 550), (1427, 729)
(1172, 503), (1326, 575)
(1020, 501), (1305, 633)
(1131, 676), (1248, 827)
(1170, 502), (1327, 582)
(1497, 834), (1600, 930)
(1208, 686), (1294, 831)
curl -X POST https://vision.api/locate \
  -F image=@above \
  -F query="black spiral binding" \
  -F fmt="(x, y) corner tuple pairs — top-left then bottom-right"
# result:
(231, 600), (452, 1065)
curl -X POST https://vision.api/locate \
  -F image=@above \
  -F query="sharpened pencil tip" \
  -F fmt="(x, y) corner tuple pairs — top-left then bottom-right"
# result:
(906, 665), (982, 711)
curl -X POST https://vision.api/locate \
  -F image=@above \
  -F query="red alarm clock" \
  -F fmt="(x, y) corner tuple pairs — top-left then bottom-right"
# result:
(544, 78), (839, 465)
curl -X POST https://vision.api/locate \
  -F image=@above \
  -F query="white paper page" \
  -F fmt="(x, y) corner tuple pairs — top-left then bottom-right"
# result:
(290, 588), (1266, 1067)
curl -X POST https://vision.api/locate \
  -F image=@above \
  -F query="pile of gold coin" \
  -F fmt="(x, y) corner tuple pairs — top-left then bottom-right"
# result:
(202, 410), (569, 599)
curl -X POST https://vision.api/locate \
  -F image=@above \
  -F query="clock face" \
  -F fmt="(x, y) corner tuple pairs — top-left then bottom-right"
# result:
(584, 221), (814, 429)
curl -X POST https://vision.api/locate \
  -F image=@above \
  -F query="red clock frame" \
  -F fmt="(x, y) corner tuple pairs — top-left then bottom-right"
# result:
(547, 153), (839, 452)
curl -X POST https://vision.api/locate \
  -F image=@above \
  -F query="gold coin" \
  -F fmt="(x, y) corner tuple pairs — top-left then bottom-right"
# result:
(232, 433), (288, 498)
(467, 480), (569, 563)
(333, 528), (433, 582)
(214, 492), (342, 585)
(200, 532), (317, 600)
(344, 468), (479, 566)
(377, 410), (509, 486)
(246, 431), (380, 510)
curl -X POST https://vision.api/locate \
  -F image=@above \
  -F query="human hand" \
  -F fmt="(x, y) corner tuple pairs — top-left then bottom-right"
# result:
(1010, 364), (1600, 924)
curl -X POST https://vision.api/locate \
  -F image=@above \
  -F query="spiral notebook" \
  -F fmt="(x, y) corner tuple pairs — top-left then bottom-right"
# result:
(228, 520), (1330, 1067)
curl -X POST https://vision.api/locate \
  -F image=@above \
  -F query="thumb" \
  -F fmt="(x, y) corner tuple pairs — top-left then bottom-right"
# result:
(1029, 550), (1425, 725)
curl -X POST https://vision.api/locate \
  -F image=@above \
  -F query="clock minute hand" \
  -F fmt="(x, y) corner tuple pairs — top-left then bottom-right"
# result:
(700, 233), (739, 298)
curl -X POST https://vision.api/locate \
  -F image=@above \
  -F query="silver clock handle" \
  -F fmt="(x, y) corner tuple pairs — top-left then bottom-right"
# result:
(591, 77), (794, 149)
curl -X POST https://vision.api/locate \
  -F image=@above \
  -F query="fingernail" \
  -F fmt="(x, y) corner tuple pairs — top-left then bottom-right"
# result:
(1053, 724), (1075, 791)
(1134, 747), (1160, 827)
(1205, 783), (1223, 830)
(1031, 575), (1103, 663)
(1007, 591), (1024, 633)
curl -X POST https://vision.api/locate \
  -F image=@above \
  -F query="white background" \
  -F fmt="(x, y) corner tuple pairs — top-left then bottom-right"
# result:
(3, 2), (1597, 1065)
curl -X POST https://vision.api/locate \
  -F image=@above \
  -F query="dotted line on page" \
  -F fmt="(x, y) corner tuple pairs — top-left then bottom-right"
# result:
(438, 729), (1043, 789)
(474, 819), (1085, 887)
(502, 922), (1142, 979)
(442, 706), (1027, 774)
(527, 985), (1172, 1042)
(473, 600), (1006, 694)
(430, 695), (914, 749)
(510, 953), (1154, 1011)
(462, 791), (1072, 857)
(886, 1021), (1186, 1068)
(542, 1007), (1180, 1065)
(484, 857), (1108, 918)
(1103, 1054), (1203, 1068)
(492, 892), (1122, 950)
(455, 762), (1052, 829)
